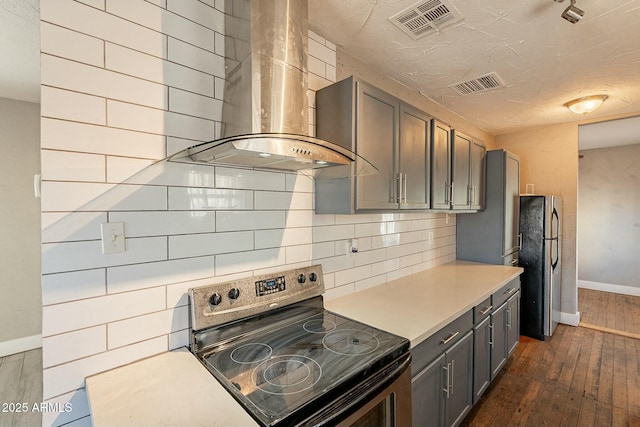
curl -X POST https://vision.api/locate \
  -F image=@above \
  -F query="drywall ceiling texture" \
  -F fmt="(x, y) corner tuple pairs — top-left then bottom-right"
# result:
(0, 0), (40, 102)
(309, 0), (640, 135)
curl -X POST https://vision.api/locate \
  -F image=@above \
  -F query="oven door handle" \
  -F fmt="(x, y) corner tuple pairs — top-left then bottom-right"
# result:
(300, 353), (411, 427)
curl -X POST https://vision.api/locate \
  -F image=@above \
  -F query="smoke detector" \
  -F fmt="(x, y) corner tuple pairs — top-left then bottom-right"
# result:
(389, 0), (463, 40)
(449, 72), (506, 96)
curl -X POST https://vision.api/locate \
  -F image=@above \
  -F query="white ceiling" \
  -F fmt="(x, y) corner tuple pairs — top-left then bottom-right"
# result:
(308, 0), (640, 146)
(1, 0), (639, 149)
(0, 0), (39, 103)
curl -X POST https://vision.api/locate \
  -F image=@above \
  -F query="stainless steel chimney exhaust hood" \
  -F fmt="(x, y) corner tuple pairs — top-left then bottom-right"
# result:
(168, 0), (376, 176)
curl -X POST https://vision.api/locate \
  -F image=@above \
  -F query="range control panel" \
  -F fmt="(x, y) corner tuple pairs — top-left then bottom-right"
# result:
(189, 265), (325, 330)
(256, 275), (286, 296)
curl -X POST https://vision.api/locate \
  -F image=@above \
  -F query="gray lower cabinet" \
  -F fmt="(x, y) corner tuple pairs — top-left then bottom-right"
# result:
(412, 313), (474, 427)
(490, 302), (508, 379)
(472, 316), (491, 403)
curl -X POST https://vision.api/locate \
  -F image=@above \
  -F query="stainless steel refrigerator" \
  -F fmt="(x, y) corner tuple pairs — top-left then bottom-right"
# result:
(518, 195), (562, 340)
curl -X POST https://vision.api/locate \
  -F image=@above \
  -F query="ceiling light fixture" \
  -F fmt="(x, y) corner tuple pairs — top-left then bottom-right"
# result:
(563, 95), (608, 114)
(554, 0), (584, 23)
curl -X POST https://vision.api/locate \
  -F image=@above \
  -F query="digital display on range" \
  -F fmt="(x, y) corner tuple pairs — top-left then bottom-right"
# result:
(255, 276), (286, 296)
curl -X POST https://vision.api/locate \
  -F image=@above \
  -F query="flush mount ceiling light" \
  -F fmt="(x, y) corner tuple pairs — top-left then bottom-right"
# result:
(554, 0), (585, 23)
(563, 95), (608, 114)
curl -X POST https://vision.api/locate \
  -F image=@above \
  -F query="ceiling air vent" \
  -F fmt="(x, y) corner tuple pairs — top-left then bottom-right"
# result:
(389, 0), (462, 40)
(449, 72), (506, 96)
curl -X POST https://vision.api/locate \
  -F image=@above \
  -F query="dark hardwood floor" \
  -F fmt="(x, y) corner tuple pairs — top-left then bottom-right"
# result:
(461, 288), (640, 427)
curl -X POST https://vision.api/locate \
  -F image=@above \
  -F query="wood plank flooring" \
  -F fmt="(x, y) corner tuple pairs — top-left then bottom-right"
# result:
(0, 348), (42, 427)
(461, 289), (640, 427)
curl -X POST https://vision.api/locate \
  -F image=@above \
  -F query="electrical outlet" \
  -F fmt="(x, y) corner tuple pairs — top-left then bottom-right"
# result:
(101, 222), (125, 254)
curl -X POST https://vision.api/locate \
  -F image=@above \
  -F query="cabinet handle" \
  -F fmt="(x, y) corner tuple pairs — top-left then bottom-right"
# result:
(440, 331), (459, 345)
(489, 324), (494, 347)
(480, 305), (493, 315)
(444, 181), (449, 203)
(403, 173), (408, 204)
(518, 233), (523, 250)
(395, 173), (402, 203)
(507, 307), (512, 329)
(472, 185), (477, 205)
(442, 364), (450, 398)
(504, 287), (516, 295)
(450, 359), (455, 396)
(467, 185), (472, 205)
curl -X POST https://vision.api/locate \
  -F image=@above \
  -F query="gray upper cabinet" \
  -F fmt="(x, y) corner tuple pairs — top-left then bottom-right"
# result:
(399, 104), (431, 209)
(431, 120), (451, 210)
(432, 124), (486, 211)
(315, 77), (431, 213)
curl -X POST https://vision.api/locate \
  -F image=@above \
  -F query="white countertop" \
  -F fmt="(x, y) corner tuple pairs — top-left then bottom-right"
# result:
(325, 260), (523, 347)
(86, 347), (258, 427)
(86, 261), (522, 426)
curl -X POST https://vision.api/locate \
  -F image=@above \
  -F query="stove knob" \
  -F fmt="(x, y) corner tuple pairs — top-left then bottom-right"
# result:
(208, 293), (222, 306)
(298, 274), (307, 284)
(228, 288), (240, 300)
(309, 272), (318, 282)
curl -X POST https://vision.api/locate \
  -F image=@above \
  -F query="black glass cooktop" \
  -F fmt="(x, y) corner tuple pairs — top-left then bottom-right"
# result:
(199, 308), (409, 426)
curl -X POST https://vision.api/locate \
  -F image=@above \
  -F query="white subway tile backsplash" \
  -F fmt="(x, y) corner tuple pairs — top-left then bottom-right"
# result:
(107, 100), (214, 142)
(41, 86), (106, 126)
(108, 0), (217, 52)
(108, 211), (216, 237)
(168, 231), (253, 259)
(42, 237), (168, 275)
(286, 244), (312, 264)
(312, 224), (354, 243)
(41, 55), (168, 110)
(106, 156), (155, 184)
(107, 306), (189, 349)
(42, 287), (166, 338)
(169, 88), (222, 121)
(43, 326), (107, 368)
(216, 167), (286, 191)
(216, 211), (285, 232)
(42, 212), (107, 243)
(167, 0), (224, 33)
(40, 23), (104, 67)
(106, 43), (215, 97)
(255, 191), (313, 210)
(41, 118), (166, 159)
(308, 55), (326, 79)
(108, 256), (214, 294)
(41, 0), (166, 58)
(355, 274), (386, 292)
(167, 37), (225, 77)
(168, 187), (253, 210)
(255, 227), (312, 249)
(42, 336), (167, 400)
(41, 150), (105, 182)
(334, 264), (372, 287)
(41, 182), (167, 212)
(215, 248), (286, 277)
(354, 248), (387, 267)
(42, 269), (106, 306)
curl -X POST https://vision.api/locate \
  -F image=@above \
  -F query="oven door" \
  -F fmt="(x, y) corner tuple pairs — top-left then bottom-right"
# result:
(300, 353), (412, 427)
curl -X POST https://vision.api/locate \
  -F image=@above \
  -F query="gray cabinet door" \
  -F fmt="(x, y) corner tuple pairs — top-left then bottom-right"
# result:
(490, 302), (508, 380)
(445, 331), (474, 427)
(431, 120), (451, 209)
(469, 141), (486, 210)
(355, 82), (399, 210)
(399, 104), (431, 209)
(451, 131), (471, 210)
(473, 317), (491, 404)
(507, 291), (520, 356)
(412, 353), (446, 427)
(504, 152), (520, 257)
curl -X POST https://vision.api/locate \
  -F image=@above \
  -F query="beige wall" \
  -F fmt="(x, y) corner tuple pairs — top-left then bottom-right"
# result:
(336, 49), (496, 147)
(0, 97), (42, 350)
(495, 123), (579, 318)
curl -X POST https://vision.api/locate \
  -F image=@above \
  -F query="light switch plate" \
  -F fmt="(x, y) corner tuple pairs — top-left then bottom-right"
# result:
(101, 222), (125, 254)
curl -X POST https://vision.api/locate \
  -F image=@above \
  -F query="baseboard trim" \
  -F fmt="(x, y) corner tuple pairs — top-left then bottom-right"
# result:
(578, 280), (640, 297)
(560, 311), (581, 327)
(0, 334), (42, 357)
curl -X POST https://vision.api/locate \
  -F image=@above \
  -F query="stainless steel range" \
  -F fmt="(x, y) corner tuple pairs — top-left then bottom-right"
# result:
(189, 265), (411, 426)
